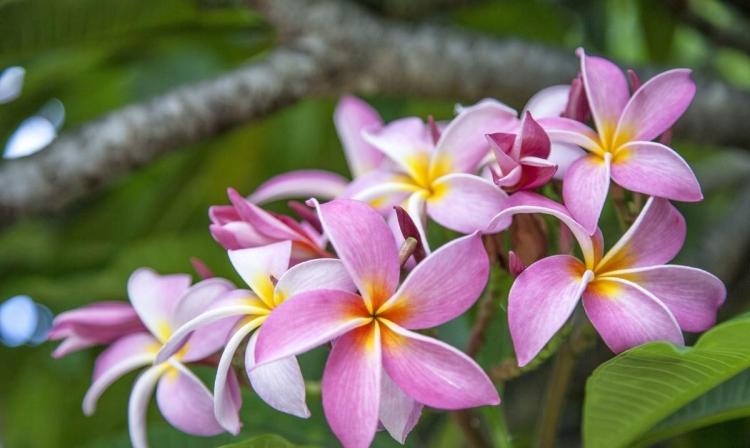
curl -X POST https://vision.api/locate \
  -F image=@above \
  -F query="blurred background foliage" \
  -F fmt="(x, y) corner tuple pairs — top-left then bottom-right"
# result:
(0, 0), (749, 446)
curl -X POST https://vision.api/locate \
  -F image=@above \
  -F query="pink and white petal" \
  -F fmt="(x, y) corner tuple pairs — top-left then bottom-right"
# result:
(577, 48), (630, 145)
(537, 116), (601, 152)
(582, 277), (684, 353)
(53, 335), (98, 358)
(350, 181), (420, 208)
(323, 324), (382, 448)
(434, 100), (518, 174)
(275, 258), (356, 302)
(127, 268), (192, 341)
(379, 371), (423, 444)
(248, 170), (349, 205)
(213, 319), (261, 434)
(311, 199), (401, 309)
(83, 332), (158, 415)
(362, 117), (433, 180)
(609, 265), (726, 332)
(381, 321), (500, 409)
(228, 241), (292, 306)
(548, 142), (586, 179)
(173, 278), (235, 327)
(382, 233), (488, 329)
(563, 154), (611, 234)
(49, 301), (142, 340)
(254, 289), (371, 366)
(404, 191), (431, 254)
(615, 69), (696, 143)
(508, 255), (591, 366)
(341, 169), (399, 198)
(209, 221), (275, 251)
(487, 132), (520, 174)
(597, 197), (686, 272)
(518, 112), (551, 159)
(611, 141), (702, 202)
(246, 330), (310, 418)
(427, 174), (508, 234)
(156, 362), (224, 436)
(335, 95), (385, 177)
(516, 157), (557, 190)
(227, 189), (301, 241)
(128, 364), (167, 448)
(522, 85), (570, 119)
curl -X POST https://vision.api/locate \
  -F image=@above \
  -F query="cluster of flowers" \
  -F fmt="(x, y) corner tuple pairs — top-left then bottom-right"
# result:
(48, 49), (726, 448)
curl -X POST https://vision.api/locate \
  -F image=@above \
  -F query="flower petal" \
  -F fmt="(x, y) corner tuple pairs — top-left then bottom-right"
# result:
(522, 85), (570, 119)
(548, 143), (586, 179)
(615, 69), (696, 144)
(227, 188), (302, 241)
(577, 48), (629, 146)
(582, 277), (683, 353)
(427, 173), (508, 233)
(128, 364), (166, 448)
(49, 301), (143, 342)
(517, 112), (551, 159)
(379, 371), (422, 444)
(322, 324), (382, 448)
(362, 117), (433, 182)
(611, 141), (702, 202)
(335, 95), (385, 177)
(83, 332), (158, 415)
(380, 233), (489, 329)
(228, 241), (292, 307)
(597, 197), (686, 272)
(127, 268), (192, 342)
(156, 362), (224, 436)
(563, 154), (611, 234)
(509, 255), (591, 366)
(246, 330), (310, 418)
(248, 170), (349, 205)
(275, 258), (357, 301)
(608, 265), (725, 332)
(380, 321), (499, 409)
(254, 289), (370, 366)
(433, 99), (517, 175)
(538, 116), (601, 152)
(311, 198), (400, 310)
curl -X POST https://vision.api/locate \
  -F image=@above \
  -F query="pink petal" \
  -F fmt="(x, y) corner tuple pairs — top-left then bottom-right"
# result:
(311, 199), (400, 310)
(515, 157), (557, 190)
(334, 95), (385, 177)
(128, 365), (164, 448)
(537, 117), (600, 152)
(381, 321), (499, 409)
(611, 141), (702, 202)
(404, 191), (431, 254)
(517, 112), (551, 159)
(209, 220), (274, 251)
(246, 330), (310, 418)
(563, 154), (611, 234)
(228, 241), (292, 307)
(582, 277), (684, 353)
(379, 371), (423, 444)
(487, 132), (520, 179)
(362, 117), (433, 183)
(522, 85), (570, 119)
(52, 335), (99, 358)
(548, 143), (586, 179)
(381, 233), (489, 329)
(322, 324), (382, 448)
(248, 170), (349, 205)
(83, 332), (157, 415)
(275, 258), (356, 300)
(615, 69), (696, 144)
(426, 173), (508, 233)
(127, 268), (192, 342)
(227, 188), (301, 241)
(611, 265), (725, 332)
(509, 255), (591, 366)
(48, 301), (142, 341)
(577, 48), (630, 146)
(156, 362), (224, 436)
(597, 197), (686, 272)
(433, 99), (517, 174)
(254, 289), (371, 366)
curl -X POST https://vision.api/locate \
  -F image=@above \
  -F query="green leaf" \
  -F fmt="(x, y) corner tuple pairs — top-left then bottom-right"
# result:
(583, 315), (750, 448)
(218, 434), (315, 448)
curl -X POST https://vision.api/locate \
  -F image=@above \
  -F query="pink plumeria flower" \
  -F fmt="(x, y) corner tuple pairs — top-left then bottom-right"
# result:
(48, 301), (146, 358)
(210, 188), (330, 262)
(253, 199), (499, 448)
(540, 48), (702, 233)
(156, 240), (355, 434)
(80, 269), (238, 448)
(487, 112), (557, 192)
(487, 193), (725, 366)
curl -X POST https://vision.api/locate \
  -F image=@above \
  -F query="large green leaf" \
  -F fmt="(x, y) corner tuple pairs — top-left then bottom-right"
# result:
(583, 315), (750, 447)
(218, 434), (315, 448)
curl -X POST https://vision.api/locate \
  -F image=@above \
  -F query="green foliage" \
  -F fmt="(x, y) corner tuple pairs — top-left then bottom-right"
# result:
(218, 434), (315, 448)
(583, 314), (750, 447)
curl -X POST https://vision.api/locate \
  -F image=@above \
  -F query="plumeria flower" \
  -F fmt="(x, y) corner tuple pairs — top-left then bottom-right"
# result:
(487, 112), (557, 192)
(81, 269), (239, 448)
(487, 194), (725, 366)
(155, 240), (355, 434)
(48, 301), (146, 358)
(253, 199), (499, 448)
(539, 48), (702, 233)
(210, 188), (329, 263)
